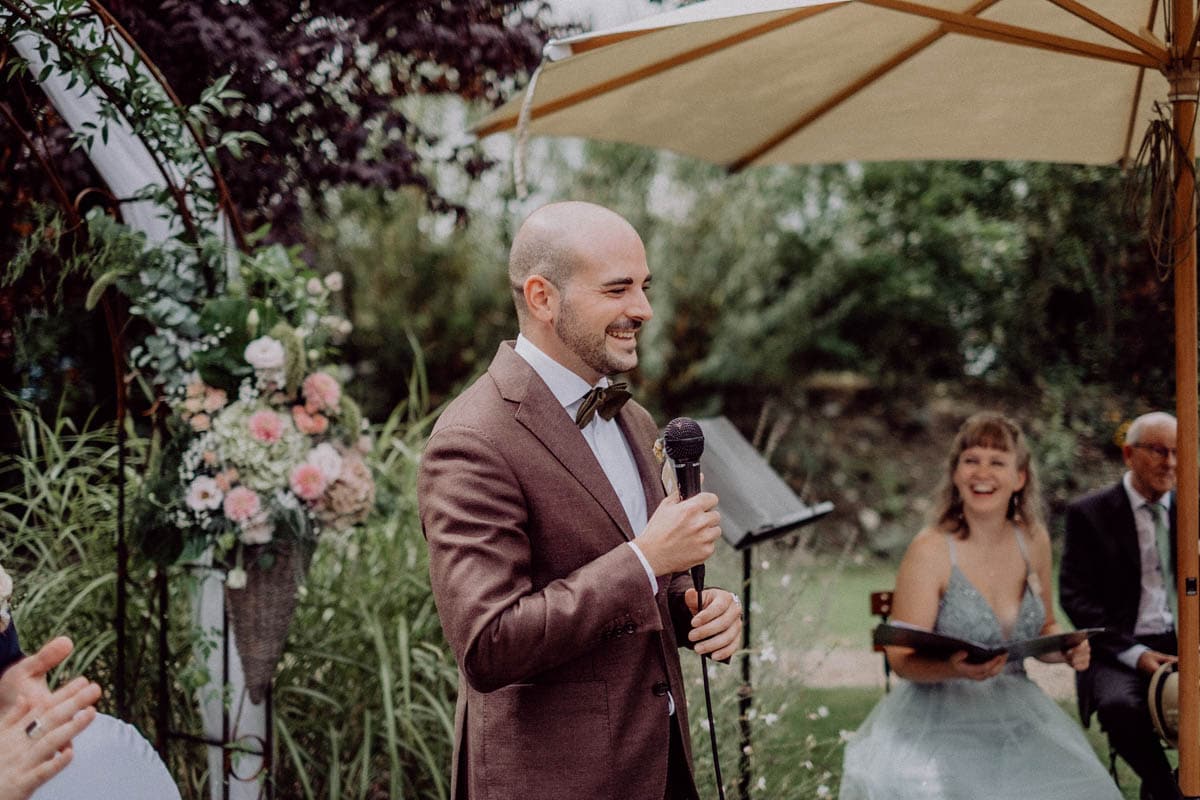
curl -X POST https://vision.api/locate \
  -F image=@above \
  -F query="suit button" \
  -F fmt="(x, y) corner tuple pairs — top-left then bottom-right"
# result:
(652, 681), (669, 696)
(624, 623), (636, 634)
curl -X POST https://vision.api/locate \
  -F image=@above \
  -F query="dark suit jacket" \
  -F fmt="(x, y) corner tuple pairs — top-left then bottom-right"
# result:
(1059, 480), (1177, 723)
(0, 622), (20, 676)
(418, 342), (697, 800)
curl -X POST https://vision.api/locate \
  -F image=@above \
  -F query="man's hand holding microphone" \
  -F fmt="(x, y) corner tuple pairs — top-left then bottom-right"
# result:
(636, 418), (742, 661)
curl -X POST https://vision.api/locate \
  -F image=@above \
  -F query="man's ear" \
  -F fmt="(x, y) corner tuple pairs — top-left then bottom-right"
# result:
(523, 275), (559, 323)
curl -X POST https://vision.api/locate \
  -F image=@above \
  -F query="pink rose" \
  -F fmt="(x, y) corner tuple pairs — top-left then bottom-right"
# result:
(186, 379), (206, 398)
(223, 486), (261, 522)
(290, 462), (328, 501)
(202, 450), (218, 466)
(190, 413), (211, 432)
(303, 372), (341, 414)
(247, 410), (285, 443)
(292, 405), (329, 435)
(203, 387), (228, 413)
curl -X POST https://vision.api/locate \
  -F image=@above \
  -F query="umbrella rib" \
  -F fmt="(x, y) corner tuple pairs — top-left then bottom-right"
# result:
(473, 3), (842, 137)
(1122, 1), (1160, 167)
(859, 0), (1162, 68)
(1042, 0), (1168, 62)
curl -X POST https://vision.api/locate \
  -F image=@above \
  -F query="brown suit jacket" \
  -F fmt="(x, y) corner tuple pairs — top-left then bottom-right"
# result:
(418, 342), (698, 800)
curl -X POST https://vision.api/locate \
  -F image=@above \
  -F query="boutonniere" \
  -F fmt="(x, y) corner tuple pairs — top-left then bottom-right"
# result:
(0, 563), (12, 633)
(653, 437), (679, 497)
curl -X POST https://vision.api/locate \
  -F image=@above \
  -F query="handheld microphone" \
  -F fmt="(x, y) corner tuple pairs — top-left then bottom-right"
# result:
(662, 416), (726, 800)
(662, 417), (706, 607)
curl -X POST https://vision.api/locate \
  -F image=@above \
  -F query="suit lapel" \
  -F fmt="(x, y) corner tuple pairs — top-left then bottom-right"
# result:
(490, 344), (634, 541)
(1107, 483), (1142, 578)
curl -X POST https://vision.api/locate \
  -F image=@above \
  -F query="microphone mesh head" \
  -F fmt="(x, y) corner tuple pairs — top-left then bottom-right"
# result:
(663, 417), (704, 462)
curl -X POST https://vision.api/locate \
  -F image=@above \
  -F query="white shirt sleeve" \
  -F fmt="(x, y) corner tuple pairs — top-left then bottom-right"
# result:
(626, 541), (659, 594)
(1118, 643), (1149, 670)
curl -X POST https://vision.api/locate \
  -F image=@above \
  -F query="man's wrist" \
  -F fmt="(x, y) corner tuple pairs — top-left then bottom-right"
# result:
(626, 542), (658, 594)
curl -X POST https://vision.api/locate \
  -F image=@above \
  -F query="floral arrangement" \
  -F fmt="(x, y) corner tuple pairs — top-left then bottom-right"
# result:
(0, 563), (11, 633)
(135, 264), (375, 580)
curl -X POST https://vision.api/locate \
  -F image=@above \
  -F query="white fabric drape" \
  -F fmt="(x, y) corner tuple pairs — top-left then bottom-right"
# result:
(12, 12), (261, 800)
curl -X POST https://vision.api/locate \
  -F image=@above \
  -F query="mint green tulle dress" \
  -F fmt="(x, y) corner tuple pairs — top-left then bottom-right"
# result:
(839, 532), (1122, 800)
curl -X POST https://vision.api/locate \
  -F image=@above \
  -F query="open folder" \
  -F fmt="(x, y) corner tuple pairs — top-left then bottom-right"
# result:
(873, 621), (1106, 664)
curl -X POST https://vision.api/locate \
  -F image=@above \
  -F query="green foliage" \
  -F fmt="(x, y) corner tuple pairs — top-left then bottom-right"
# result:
(0, 395), (455, 799)
(306, 189), (515, 418)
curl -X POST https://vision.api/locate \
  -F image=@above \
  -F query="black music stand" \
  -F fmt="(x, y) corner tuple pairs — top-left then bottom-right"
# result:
(696, 416), (834, 800)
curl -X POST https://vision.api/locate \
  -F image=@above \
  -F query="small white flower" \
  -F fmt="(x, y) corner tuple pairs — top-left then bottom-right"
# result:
(780, 573), (792, 587)
(816, 785), (831, 798)
(186, 476), (224, 511)
(244, 336), (285, 372)
(225, 568), (247, 590)
(839, 729), (855, 743)
(323, 271), (344, 292)
(817, 705), (830, 718)
(306, 277), (324, 295)
(755, 777), (766, 791)
(239, 513), (274, 545)
(763, 712), (779, 726)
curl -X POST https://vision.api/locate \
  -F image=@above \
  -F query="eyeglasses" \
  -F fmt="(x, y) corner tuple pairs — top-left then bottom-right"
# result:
(1132, 443), (1178, 460)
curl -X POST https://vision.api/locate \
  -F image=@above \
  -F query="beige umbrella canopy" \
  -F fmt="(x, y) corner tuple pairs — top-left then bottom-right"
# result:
(479, 0), (1200, 793)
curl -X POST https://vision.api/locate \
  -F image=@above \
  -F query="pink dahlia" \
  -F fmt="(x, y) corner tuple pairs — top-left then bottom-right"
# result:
(290, 462), (328, 501)
(223, 486), (261, 522)
(247, 410), (285, 443)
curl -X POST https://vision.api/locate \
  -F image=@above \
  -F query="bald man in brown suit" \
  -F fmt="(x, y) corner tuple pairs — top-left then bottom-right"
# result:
(418, 202), (742, 800)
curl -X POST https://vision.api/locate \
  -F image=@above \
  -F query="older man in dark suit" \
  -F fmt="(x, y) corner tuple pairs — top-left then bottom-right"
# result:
(418, 201), (742, 800)
(1060, 411), (1181, 800)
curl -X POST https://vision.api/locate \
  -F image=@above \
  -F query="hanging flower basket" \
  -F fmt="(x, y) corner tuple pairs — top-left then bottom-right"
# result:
(224, 541), (312, 704)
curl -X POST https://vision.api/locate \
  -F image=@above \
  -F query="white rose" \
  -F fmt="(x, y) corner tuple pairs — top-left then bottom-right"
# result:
(225, 567), (248, 590)
(244, 336), (285, 371)
(323, 271), (344, 292)
(186, 476), (224, 511)
(306, 443), (344, 483)
(239, 513), (274, 545)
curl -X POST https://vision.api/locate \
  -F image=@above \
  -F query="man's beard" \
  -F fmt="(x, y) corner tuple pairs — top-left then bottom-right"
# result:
(555, 297), (639, 378)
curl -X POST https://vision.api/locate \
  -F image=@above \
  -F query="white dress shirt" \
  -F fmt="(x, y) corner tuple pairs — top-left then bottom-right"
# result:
(1118, 471), (1174, 669)
(514, 335), (657, 593)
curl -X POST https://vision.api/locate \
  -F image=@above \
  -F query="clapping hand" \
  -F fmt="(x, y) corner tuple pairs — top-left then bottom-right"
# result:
(0, 676), (100, 800)
(0, 637), (74, 716)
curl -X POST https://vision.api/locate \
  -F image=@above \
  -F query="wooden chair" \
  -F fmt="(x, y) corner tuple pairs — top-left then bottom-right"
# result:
(870, 590), (894, 692)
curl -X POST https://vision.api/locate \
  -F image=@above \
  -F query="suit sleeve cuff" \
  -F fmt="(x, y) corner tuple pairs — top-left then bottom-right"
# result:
(1118, 644), (1147, 670)
(626, 542), (658, 594)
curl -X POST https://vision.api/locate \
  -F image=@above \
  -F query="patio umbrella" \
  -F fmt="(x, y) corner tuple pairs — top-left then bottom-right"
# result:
(476, 0), (1200, 793)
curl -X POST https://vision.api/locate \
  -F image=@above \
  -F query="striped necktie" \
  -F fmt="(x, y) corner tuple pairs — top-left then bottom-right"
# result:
(1149, 501), (1176, 620)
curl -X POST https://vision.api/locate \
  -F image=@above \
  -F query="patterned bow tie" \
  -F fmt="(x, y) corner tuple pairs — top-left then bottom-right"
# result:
(574, 382), (631, 428)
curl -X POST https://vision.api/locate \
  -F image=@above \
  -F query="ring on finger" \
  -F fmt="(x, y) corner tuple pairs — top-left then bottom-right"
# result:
(25, 718), (45, 740)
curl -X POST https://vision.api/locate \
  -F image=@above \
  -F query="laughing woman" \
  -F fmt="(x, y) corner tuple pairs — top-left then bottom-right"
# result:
(839, 412), (1121, 800)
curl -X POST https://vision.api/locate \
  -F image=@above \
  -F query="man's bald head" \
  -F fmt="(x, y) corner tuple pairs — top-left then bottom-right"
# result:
(508, 202), (640, 320)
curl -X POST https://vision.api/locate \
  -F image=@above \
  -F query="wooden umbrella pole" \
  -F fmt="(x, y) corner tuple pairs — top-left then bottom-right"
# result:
(1170, 1), (1200, 792)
